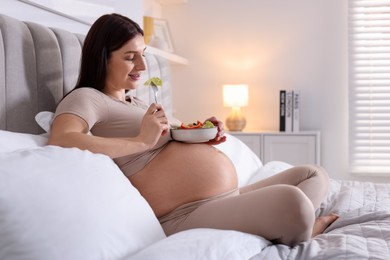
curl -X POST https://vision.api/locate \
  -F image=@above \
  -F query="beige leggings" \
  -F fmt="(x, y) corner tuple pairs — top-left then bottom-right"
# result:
(159, 165), (329, 247)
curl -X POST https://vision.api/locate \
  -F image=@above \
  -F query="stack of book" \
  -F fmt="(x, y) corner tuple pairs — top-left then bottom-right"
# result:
(279, 90), (300, 132)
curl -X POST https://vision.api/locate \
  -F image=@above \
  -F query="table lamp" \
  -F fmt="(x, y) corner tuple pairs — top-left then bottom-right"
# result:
(223, 84), (248, 131)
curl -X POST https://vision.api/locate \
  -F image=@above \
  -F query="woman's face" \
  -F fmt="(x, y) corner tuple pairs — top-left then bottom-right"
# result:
(106, 34), (147, 91)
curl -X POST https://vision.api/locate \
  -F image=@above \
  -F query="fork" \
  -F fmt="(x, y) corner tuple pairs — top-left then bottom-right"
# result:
(151, 82), (159, 103)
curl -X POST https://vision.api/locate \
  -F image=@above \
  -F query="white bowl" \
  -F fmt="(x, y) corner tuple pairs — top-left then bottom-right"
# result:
(171, 127), (218, 143)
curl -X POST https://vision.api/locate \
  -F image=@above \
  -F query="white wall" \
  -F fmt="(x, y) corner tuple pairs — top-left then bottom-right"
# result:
(144, 0), (162, 18)
(2, 0), (90, 33)
(1, 0), (143, 34)
(162, 0), (389, 182)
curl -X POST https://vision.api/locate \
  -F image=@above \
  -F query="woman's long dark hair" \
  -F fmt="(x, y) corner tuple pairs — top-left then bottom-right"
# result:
(74, 13), (144, 92)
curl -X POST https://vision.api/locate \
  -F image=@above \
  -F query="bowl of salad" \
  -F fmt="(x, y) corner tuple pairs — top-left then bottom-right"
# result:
(171, 120), (217, 143)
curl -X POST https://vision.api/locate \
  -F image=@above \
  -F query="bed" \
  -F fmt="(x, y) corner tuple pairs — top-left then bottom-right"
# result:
(1, 13), (390, 260)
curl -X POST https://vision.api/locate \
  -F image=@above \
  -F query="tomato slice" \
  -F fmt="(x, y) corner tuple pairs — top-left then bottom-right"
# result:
(180, 120), (204, 129)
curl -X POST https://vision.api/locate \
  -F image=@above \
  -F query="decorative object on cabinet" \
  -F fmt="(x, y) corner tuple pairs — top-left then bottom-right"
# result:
(152, 18), (174, 52)
(279, 89), (300, 132)
(279, 90), (286, 132)
(292, 90), (300, 132)
(223, 84), (249, 131)
(228, 131), (320, 166)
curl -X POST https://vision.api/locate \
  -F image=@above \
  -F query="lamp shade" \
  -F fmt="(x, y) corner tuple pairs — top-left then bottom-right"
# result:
(223, 84), (249, 107)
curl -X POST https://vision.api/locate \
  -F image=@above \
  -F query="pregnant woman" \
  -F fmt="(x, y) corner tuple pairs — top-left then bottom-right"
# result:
(48, 13), (337, 246)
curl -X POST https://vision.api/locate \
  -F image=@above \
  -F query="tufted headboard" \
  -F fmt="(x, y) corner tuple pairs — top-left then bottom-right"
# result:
(0, 13), (173, 134)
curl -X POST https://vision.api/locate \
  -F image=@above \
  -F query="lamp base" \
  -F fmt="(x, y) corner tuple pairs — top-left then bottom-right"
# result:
(226, 107), (246, 131)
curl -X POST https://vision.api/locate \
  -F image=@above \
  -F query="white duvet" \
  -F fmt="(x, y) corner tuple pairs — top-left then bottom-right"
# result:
(131, 178), (390, 260)
(253, 179), (390, 260)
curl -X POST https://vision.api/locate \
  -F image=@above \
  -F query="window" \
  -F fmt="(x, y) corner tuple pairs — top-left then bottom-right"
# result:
(349, 0), (390, 175)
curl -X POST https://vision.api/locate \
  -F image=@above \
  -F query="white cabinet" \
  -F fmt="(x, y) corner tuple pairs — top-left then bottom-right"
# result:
(229, 131), (320, 166)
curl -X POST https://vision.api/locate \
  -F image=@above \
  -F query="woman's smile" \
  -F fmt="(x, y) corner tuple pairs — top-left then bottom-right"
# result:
(129, 73), (141, 81)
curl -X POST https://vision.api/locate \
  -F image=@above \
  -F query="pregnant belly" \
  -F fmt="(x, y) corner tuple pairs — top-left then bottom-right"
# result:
(130, 141), (238, 217)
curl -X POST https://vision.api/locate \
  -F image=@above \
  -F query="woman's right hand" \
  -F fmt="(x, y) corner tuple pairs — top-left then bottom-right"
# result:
(138, 103), (169, 148)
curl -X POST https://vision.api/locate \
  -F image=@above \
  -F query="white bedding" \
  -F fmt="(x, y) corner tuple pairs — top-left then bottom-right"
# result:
(1, 130), (390, 260)
(252, 179), (390, 259)
(131, 179), (390, 260)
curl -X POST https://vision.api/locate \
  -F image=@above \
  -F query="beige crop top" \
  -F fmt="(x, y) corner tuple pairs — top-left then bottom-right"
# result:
(54, 87), (172, 177)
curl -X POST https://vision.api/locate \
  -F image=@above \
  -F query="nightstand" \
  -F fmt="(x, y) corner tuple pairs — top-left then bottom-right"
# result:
(228, 131), (320, 166)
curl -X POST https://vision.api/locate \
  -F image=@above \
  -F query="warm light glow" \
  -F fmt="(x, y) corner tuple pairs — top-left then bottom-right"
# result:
(223, 84), (249, 107)
(223, 84), (249, 131)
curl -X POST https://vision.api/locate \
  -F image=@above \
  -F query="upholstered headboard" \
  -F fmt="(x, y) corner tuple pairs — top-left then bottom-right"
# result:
(0, 13), (172, 134)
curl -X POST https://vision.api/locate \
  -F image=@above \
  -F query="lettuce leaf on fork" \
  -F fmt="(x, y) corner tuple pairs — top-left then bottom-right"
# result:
(144, 77), (163, 87)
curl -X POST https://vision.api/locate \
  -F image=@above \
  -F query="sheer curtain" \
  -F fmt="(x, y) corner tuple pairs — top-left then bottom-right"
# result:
(349, 0), (390, 175)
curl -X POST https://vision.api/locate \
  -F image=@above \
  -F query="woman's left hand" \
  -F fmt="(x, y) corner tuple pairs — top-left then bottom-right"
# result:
(205, 116), (226, 145)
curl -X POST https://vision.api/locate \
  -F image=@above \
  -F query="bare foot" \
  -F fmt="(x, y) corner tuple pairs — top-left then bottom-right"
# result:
(311, 213), (339, 237)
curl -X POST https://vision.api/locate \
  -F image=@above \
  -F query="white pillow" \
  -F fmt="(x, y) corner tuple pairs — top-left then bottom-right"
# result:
(131, 228), (271, 260)
(248, 161), (294, 184)
(0, 130), (48, 152)
(35, 111), (96, 136)
(0, 146), (165, 259)
(215, 134), (263, 187)
(35, 111), (54, 133)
